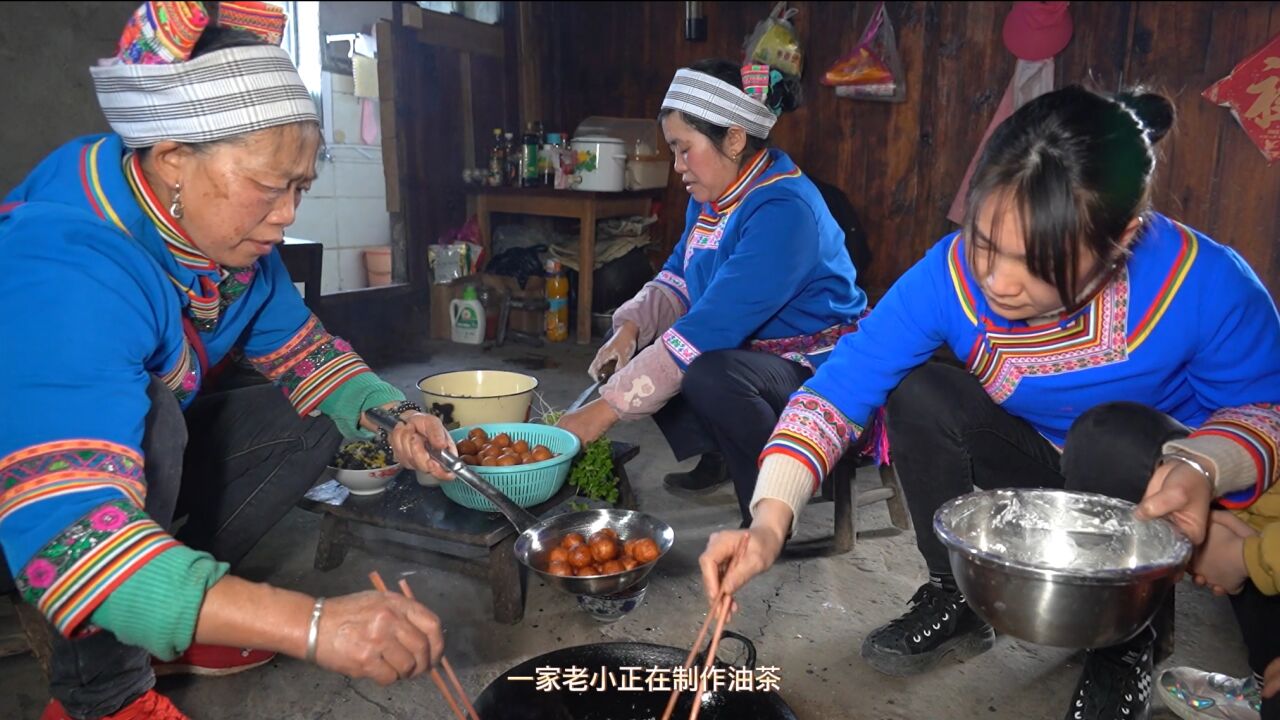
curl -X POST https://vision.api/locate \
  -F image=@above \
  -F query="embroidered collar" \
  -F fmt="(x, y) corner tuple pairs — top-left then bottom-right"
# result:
(121, 151), (257, 331)
(122, 152), (216, 271)
(709, 150), (772, 215)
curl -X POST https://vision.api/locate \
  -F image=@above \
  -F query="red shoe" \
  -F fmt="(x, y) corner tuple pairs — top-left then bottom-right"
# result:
(42, 689), (189, 720)
(152, 642), (276, 677)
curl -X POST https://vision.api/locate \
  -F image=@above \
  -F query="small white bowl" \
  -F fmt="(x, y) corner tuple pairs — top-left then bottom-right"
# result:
(328, 464), (402, 496)
(414, 469), (443, 487)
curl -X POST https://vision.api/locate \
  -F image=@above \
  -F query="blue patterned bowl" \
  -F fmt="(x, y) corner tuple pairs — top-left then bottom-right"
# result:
(576, 579), (648, 623)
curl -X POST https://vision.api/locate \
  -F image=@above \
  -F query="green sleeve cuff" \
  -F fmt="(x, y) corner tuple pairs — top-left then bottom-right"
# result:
(89, 545), (230, 660)
(317, 372), (406, 438)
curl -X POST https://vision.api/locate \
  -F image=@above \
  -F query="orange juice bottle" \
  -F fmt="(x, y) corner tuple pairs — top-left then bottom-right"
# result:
(544, 259), (569, 342)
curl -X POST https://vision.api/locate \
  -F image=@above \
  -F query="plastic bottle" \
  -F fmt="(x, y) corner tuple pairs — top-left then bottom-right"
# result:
(503, 132), (518, 186)
(542, 132), (561, 188)
(557, 134), (576, 190)
(450, 285), (485, 345)
(520, 122), (541, 187)
(477, 284), (499, 341)
(487, 128), (505, 187)
(544, 259), (569, 342)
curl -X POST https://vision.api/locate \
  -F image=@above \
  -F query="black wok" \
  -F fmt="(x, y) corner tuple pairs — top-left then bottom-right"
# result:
(472, 631), (797, 719)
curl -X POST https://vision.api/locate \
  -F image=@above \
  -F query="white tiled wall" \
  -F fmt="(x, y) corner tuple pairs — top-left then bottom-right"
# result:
(289, 72), (392, 294)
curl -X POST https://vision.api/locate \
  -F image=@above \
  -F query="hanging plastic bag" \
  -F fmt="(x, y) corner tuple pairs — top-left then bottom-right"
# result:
(824, 2), (906, 103)
(743, 2), (803, 78)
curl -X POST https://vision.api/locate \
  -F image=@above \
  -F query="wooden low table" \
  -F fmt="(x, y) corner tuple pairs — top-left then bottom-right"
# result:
(300, 442), (639, 624)
(470, 187), (659, 344)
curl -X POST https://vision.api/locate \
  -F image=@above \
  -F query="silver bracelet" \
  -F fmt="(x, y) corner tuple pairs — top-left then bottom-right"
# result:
(305, 597), (325, 663)
(1158, 452), (1214, 487)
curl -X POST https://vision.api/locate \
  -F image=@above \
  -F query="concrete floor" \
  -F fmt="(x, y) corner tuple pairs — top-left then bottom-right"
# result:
(0, 339), (1250, 719)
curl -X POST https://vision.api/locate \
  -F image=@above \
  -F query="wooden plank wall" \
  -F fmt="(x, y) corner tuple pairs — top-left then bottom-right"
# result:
(532, 1), (1280, 301)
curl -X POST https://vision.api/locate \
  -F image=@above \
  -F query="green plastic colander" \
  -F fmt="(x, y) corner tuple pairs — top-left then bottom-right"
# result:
(441, 423), (582, 512)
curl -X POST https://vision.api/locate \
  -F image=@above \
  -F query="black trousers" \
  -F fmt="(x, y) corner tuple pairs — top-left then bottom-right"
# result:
(653, 349), (813, 523)
(886, 363), (1194, 659)
(43, 374), (341, 718)
(885, 362), (1190, 575)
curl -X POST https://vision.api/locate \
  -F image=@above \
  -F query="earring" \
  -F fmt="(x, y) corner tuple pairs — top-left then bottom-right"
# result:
(169, 182), (184, 219)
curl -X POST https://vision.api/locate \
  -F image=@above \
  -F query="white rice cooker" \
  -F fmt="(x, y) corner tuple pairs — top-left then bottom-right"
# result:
(570, 136), (627, 192)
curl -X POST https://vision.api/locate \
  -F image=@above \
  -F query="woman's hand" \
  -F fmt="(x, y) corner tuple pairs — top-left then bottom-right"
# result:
(1189, 510), (1255, 595)
(556, 398), (619, 444)
(313, 590), (445, 686)
(698, 500), (792, 614)
(1135, 458), (1214, 543)
(589, 321), (638, 380)
(380, 408), (457, 481)
(1264, 657), (1280, 699)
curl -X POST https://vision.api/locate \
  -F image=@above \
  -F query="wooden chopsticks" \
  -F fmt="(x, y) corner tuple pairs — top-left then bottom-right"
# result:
(660, 535), (750, 720)
(368, 571), (481, 720)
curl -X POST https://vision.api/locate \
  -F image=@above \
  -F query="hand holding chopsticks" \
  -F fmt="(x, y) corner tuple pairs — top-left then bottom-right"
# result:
(661, 534), (751, 720)
(698, 500), (793, 611)
(369, 572), (481, 720)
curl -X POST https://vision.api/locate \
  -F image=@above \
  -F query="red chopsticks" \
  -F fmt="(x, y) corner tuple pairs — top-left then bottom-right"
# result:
(369, 571), (480, 720)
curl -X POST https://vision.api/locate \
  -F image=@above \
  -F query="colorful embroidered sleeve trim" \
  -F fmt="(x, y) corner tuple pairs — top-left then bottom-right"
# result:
(661, 328), (701, 370)
(1127, 222), (1197, 352)
(947, 236), (980, 326)
(17, 499), (179, 636)
(654, 270), (690, 309)
(1191, 403), (1280, 507)
(1, 441), (146, 521)
(156, 341), (199, 407)
(247, 314), (372, 415)
(759, 391), (863, 494)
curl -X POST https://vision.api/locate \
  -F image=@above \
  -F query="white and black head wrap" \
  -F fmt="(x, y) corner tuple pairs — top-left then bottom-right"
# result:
(89, 1), (318, 149)
(660, 68), (778, 139)
(91, 46), (317, 149)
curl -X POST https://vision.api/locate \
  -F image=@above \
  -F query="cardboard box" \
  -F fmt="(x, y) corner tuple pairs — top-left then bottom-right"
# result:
(429, 281), (457, 341)
(484, 274), (545, 337)
(430, 274), (547, 342)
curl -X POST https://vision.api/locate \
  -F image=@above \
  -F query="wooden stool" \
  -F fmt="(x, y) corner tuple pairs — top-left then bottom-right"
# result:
(494, 292), (546, 348)
(831, 456), (911, 554)
(788, 454), (910, 557)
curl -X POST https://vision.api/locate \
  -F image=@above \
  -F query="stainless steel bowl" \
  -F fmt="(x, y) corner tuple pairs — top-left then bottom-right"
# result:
(934, 489), (1191, 649)
(515, 509), (675, 597)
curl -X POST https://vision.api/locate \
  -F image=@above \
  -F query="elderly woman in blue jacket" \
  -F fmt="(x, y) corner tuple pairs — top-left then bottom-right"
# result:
(1, 4), (454, 718)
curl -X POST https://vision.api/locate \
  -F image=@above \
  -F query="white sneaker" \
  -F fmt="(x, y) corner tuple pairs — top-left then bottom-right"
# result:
(1158, 667), (1261, 720)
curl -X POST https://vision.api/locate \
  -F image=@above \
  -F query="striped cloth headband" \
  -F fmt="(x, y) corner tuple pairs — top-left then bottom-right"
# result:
(91, 45), (318, 148)
(91, 1), (315, 147)
(661, 68), (778, 139)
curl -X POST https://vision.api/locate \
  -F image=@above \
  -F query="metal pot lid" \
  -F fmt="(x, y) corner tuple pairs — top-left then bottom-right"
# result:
(572, 135), (625, 145)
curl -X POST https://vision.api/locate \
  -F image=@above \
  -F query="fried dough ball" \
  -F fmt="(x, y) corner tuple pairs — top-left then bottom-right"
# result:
(568, 544), (594, 569)
(632, 538), (660, 564)
(589, 536), (619, 563)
